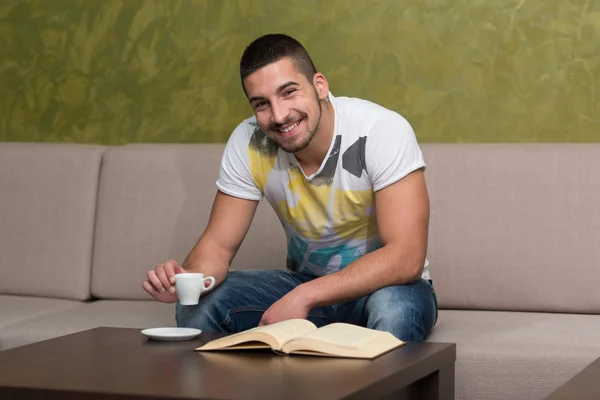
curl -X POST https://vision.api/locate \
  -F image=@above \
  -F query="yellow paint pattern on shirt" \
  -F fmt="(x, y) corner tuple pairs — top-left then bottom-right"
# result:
(333, 189), (378, 240)
(248, 146), (276, 193)
(276, 166), (333, 240)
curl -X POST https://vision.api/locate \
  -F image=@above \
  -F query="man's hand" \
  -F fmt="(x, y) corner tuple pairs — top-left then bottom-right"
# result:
(142, 259), (186, 303)
(259, 288), (312, 326)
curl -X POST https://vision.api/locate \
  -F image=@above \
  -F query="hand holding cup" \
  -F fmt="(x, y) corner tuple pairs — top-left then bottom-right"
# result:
(143, 259), (215, 304)
(174, 273), (216, 305)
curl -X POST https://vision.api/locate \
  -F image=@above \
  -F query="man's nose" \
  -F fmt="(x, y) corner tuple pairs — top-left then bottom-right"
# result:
(270, 100), (289, 125)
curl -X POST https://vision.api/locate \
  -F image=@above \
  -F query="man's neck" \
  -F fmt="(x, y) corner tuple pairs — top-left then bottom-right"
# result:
(294, 101), (335, 175)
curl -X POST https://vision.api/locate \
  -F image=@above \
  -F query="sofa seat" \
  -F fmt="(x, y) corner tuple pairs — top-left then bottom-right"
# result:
(429, 309), (600, 400)
(0, 300), (176, 351)
(0, 295), (81, 330)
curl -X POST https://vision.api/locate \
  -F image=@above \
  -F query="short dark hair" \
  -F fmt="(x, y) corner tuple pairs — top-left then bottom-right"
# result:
(240, 34), (317, 84)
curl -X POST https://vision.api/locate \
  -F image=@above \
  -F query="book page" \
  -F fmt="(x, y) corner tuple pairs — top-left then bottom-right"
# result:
(292, 323), (388, 346)
(196, 319), (317, 351)
(253, 318), (317, 344)
(281, 323), (404, 359)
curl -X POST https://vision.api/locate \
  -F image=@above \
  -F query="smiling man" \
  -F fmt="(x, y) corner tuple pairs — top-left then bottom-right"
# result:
(142, 33), (438, 341)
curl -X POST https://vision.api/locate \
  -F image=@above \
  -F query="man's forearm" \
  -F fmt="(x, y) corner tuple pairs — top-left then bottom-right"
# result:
(297, 245), (425, 309)
(181, 237), (232, 286)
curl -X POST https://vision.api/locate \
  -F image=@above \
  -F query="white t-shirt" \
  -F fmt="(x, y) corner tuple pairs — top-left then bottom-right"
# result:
(217, 93), (430, 280)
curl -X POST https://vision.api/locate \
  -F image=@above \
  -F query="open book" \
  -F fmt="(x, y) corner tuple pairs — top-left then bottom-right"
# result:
(195, 319), (405, 359)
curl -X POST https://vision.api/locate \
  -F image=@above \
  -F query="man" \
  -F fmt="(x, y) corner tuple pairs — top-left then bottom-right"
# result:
(142, 33), (438, 341)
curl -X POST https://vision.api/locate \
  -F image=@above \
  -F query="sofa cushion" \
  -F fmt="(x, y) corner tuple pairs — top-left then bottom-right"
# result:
(0, 143), (105, 300)
(0, 300), (176, 351)
(428, 309), (600, 400)
(422, 144), (600, 313)
(91, 144), (287, 300)
(0, 295), (80, 329)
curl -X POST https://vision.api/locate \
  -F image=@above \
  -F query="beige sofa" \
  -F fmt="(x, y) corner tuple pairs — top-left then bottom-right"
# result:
(1, 142), (599, 400)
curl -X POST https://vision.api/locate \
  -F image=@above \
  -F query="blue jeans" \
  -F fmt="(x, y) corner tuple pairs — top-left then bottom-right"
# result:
(176, 270), (438, 342)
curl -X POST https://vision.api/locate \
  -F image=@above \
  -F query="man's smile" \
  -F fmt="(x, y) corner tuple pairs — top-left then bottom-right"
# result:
(275, 118), (303, 138)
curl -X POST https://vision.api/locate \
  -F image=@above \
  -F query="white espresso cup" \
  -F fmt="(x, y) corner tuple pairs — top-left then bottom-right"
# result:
(175, 273), (216, 306)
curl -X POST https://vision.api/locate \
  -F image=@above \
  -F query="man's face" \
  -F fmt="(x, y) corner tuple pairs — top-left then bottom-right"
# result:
(243, 58), (325, 153)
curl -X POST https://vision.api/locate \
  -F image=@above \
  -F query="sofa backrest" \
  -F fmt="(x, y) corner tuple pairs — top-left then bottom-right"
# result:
(4, 141), (594, 313)
(0, 143), (105, 301)
(90, 144), (286, 300)
(423, 144), (600, 314)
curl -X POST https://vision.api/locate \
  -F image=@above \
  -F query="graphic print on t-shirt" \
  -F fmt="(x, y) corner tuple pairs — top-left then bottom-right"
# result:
(282, 139), (380, 275)
(247, 124), (278, 193)
(246, 126), (380, 275)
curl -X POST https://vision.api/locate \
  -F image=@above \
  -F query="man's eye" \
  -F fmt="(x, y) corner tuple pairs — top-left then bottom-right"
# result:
(283, 89), (296, 96)
(254, 101), (267, 110)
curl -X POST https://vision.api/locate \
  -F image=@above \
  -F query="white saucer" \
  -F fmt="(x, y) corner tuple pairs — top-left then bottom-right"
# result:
(141, 327), (202, 342)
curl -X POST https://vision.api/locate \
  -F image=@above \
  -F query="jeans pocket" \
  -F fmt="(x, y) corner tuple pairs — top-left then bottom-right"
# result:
(222, 306), (267, 331)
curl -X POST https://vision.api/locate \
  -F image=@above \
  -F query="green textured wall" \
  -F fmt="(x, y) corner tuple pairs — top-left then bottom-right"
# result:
(1, 0), (599, 144)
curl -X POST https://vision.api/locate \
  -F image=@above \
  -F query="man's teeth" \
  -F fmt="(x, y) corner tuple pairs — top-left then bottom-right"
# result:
(280, 120), (300, 133)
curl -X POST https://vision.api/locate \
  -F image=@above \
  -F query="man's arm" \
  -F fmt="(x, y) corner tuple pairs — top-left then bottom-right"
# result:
(143, 191), (258, 302)
(298, 169), (429, 307)
(291, 169), (429, 310)
(181, 191), (259, 285)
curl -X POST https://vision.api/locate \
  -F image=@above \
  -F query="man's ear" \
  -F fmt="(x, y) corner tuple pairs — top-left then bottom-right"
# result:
(312, 73), (329, 100)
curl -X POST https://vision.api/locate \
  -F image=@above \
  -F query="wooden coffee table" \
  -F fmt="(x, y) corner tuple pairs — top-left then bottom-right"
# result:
(0, 327), (455, 399)
(544, 357), (600, 400)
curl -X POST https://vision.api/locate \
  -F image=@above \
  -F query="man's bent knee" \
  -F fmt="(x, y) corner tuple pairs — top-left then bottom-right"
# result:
(175, 285), (228, 332)
(364, 281), (437, 342)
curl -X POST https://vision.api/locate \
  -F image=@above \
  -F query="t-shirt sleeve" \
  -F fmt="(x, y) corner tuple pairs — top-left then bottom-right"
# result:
(365, 111), (426, 192)
(215, 122), (263, 201)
